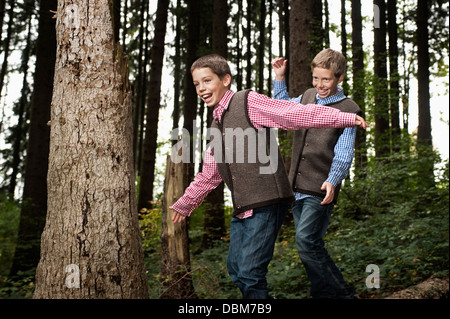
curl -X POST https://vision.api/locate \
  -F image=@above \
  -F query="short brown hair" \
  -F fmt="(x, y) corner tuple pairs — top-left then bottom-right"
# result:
(190, 54), (232, 81)
(311, 49), (346, 78)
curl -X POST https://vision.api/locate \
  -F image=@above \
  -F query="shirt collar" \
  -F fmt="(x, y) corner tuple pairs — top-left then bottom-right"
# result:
(213, 90), (234, 121)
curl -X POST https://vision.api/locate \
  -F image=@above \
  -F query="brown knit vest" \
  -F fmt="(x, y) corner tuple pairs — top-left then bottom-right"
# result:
(288, 88), (361, 202)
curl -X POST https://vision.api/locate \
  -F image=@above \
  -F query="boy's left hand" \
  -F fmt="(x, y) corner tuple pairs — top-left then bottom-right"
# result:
(320, 182), (335, 205)
(271, 57), (288, 81)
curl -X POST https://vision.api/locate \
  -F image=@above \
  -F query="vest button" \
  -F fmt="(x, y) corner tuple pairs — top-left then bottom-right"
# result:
(237, 205), (241, 209)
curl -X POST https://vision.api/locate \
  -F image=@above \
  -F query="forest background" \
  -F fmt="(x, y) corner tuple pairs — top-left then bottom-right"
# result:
(0, 0), (448, 299)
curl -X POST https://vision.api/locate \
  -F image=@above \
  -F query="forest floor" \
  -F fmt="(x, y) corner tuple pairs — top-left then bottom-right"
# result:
(384, 275), (449, 299)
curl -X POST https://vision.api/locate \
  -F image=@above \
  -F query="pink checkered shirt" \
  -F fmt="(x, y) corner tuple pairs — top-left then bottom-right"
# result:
(170, 90), (356, 219)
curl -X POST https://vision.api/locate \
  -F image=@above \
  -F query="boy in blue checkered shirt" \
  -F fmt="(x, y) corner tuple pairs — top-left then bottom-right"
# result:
(271, 49), (359, 299)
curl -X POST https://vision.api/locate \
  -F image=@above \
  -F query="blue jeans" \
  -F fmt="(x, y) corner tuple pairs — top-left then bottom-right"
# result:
(227, 203), (288, 299)
(292, 197), (355, 298)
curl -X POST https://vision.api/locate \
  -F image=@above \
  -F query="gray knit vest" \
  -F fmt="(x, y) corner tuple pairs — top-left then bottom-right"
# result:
(288, 88), (362, 202)
(210, 89), (294, 216)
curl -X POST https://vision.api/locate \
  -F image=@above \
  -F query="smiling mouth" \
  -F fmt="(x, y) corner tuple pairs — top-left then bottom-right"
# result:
(202, 93), (213, 103)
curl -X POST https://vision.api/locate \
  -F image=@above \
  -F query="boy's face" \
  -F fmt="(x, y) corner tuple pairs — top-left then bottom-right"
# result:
(312, 67), (344, 99)
(192, 67), (231, 107)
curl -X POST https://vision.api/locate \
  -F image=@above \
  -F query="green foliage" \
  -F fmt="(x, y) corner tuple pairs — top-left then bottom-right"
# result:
(0, 194), (35, 299)
(139, 146), (448, 299)
(331, 149), (449, 297)
(0, 194), (20, 276)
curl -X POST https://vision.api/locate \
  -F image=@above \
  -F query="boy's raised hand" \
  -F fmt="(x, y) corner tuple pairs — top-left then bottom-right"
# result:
(271, 57), (288, 81)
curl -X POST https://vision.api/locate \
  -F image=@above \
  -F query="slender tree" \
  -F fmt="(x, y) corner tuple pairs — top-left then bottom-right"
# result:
(138, 0), (170, 212)
(159, 0), (199, 299)
(289, 0), (322, 96)
(340, 0), (350, 94)
(132, 0), (148, 174)
(10, 0), (56, 278)
(245, 0), (252, 88)
(0, 0), (14, 104)
(201, 0), (228, 249)
(34, 0), (148, 298)
(388, 0), (401, 152)
(416, 0), (434, 186)
(373, 0), (390, 158)
(258, 0), (266, 93)
(352, 0), (367, 174)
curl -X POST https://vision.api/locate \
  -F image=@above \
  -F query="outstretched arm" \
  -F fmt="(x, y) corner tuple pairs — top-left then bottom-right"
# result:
(170, 147), (223, 223)
(247, 91), (368, 131)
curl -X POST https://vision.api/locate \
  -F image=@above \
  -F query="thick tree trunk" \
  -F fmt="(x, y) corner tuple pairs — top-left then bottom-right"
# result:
(34, 0), (148, 299)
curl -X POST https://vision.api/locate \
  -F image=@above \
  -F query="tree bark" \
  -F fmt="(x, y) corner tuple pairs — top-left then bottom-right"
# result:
(160, 155), (196, 299)
(34, 0), (148, 299)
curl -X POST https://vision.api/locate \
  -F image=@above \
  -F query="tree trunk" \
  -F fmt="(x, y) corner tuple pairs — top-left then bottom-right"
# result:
(245, 0), (252, 88)
(34, 0), (148, 299)
(199, 0), (229, 249)
(388, 0), (401, 152)
(289, 0), (319, 95)
(416, 0), (433, 187)
(138, 0), (170, 212)
(416, 0), (432, 147)
(340, 0), (350, 94)
(0, 0), (14, 104)
(132, 0), (148, 175)
(351, 0), (367, 175)
(286, 0), (322, 174)
(160, 155), (196, 299)
(8, 12), (32, 196)
(184, 0), (200, 179)
(373, 0), (390, 158)
(10, 0), (56, 277)
(172, 0), (182, 139)
(258, 0), (266, 93)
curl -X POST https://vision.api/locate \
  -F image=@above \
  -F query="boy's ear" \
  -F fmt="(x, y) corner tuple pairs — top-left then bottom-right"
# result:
(223, 74), (232, 87)
(338, 74), (345, 84)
